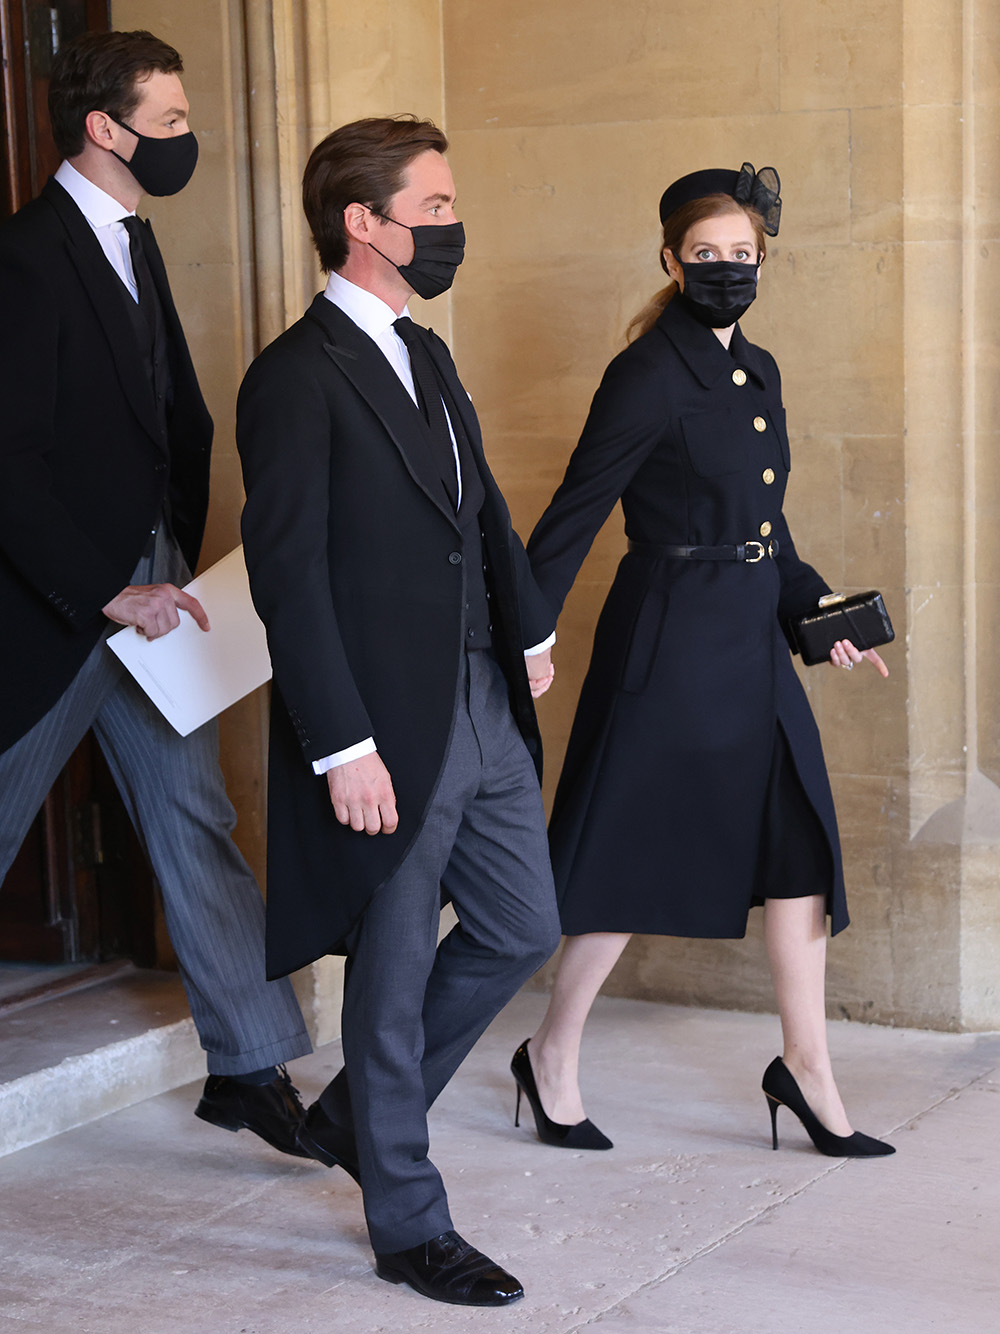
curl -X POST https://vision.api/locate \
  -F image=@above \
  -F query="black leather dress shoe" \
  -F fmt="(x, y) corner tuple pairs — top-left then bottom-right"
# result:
(375, 1231), (524, 1306)
(294, 1101), (361, 1183)
(194, 1066), (309, 1158)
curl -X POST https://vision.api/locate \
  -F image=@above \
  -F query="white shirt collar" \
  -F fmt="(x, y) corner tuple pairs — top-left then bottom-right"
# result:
(54, 160), (134, 227)
(323, 269), (409, 338)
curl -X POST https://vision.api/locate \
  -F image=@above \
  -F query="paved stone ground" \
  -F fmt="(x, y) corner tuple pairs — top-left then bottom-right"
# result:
(2, 991), (997, 1333)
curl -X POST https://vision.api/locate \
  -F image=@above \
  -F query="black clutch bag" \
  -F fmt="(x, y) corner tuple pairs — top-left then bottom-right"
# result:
(789, 591), (894, 667)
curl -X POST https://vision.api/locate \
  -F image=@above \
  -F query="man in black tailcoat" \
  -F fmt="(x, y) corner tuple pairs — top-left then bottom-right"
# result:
(0, 30), (311, 1149)
(236, 116), (560, 1307)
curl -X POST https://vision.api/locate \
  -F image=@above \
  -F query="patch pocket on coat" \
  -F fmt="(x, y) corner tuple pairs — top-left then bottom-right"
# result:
(620, 583), (669, 695)
(680, 407), (747, 477)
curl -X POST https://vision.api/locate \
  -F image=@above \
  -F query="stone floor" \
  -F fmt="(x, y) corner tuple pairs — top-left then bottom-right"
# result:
(1, 989), (997, 1333)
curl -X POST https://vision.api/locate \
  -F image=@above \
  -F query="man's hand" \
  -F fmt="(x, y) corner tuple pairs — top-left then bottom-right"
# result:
(525, 647), (555, 698)
(102, 584), (210, 640)
(327, 752), (399, 835)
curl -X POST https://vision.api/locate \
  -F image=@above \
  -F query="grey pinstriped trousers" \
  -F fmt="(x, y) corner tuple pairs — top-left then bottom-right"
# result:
(318, 647), (561, 1253)
(0, 528), (310, 1075)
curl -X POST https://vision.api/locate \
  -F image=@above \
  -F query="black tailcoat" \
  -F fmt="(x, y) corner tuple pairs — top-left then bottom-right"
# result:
(527, 298), (849, 938)
(0, 179), (213, 755)
(237, 295), (553, 978)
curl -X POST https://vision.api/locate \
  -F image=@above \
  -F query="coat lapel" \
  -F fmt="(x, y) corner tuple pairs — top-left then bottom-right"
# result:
(422, 327), (483, 455)
(306, 295), (459, 529)
(42, 179), (166, 452)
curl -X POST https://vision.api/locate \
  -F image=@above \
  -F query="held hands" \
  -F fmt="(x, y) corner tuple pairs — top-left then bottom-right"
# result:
(525, 647), (555, 698)
(829, 638), (889, 678)
(102, 584), (210, 639)
(327, 751), (399, 835)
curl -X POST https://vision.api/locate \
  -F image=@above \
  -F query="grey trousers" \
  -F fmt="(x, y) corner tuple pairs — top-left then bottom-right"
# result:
(0, 529), (310, 1076)
(319, 648), (561, 1253)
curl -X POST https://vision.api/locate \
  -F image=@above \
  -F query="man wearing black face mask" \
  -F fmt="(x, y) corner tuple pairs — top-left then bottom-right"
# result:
(236, 116), (560, 1306)
(0, 30), (313, 1149)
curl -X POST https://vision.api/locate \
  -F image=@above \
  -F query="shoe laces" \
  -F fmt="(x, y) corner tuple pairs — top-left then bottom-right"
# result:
(275, 1063), (305, 1108)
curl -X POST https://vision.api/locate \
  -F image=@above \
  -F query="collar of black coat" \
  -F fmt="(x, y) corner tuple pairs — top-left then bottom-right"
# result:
(303, 293), (468, 529)
(654, 296), (768, 390)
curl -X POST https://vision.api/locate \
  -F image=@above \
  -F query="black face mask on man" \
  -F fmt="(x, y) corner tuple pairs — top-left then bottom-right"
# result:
(369, 214), (466, 300)
(675, 258), (760, 328)
(108, 116), (199, 197)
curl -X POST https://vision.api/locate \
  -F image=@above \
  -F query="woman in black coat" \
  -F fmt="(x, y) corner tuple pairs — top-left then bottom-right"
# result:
(511, 164), (894, 1158)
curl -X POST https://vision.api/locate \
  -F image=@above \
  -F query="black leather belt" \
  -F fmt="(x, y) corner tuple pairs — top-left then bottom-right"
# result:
(627, 538), (779, 563)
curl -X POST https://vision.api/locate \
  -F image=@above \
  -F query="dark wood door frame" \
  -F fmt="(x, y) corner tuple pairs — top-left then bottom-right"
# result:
(1, 0), (110, 215)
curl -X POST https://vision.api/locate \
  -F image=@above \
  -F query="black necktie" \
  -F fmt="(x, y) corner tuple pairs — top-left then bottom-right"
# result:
(122, 215), (157, 332)
(393, 316), (458, 509)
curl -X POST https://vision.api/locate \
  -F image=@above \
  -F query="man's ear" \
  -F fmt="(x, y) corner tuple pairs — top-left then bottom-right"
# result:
(84, 109), (118, 152)
(343, 203), (372, 244)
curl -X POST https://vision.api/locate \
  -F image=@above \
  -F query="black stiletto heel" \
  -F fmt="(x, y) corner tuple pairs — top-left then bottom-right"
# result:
(766, 1091), (780, 1150)
(762, 1057), (895, 1158)
(510, 1040), (613, 1150)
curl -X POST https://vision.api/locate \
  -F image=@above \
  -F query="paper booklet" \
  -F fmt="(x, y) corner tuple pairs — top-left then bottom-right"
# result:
(107, 545), (271, 736)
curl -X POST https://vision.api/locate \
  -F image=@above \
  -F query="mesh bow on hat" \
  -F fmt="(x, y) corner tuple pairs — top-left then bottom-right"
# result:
(658, 162), (782, 236)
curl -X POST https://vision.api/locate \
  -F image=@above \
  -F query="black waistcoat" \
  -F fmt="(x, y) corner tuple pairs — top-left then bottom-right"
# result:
(440, 379), (492, 650)
(115, 264), (174, 441)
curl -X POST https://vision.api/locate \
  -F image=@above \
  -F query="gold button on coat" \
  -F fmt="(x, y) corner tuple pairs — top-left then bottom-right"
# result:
(732, 369), (747, 386)
(762, 468), (775, 485)
(753, 416), (767, 432)
(759, 520), (772, 537)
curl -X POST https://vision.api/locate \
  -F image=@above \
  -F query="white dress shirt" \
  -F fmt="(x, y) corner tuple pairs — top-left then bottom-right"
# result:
(312, 273), (553, 775)
(54, 160), (140, 301)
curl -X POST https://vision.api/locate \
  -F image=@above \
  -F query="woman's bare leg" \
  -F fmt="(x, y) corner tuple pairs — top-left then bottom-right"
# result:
(764, 894), (852, 1135)
(527, 932), (632, 1125)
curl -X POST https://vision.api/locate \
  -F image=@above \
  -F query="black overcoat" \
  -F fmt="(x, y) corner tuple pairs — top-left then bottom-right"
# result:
(237, 295), (554, 978)
(527, 298), (848, 938)
(0, 179), (213, 754)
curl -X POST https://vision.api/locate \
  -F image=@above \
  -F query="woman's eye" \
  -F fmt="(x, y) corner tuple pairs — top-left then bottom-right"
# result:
(734, 249), (751, 261)
(695, 249), (714, 261)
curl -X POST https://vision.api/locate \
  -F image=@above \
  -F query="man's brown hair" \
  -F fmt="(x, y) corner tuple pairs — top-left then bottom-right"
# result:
(49, 30), (184, 160)
(302, 116), (449, 274)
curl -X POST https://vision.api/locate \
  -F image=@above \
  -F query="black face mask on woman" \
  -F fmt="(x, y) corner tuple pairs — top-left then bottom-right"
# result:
(369, 215), (466, 300)
(108, 116), (199, 197)
(676, 258), (760, 328)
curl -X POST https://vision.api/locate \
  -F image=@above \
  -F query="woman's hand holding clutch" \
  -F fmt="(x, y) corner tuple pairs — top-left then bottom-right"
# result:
(828, 638), (889, 677)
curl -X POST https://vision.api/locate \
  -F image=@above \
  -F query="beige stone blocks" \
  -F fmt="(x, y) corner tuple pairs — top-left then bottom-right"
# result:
(849, 107), (903, 244)
(779, 0), (903, 111)
(444, 1), (781, 129)
(901, 0), (963, 105)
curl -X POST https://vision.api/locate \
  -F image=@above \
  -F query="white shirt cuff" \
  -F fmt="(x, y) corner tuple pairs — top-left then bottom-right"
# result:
(312, 737), (377, 775)
(524, 632), (556, 656)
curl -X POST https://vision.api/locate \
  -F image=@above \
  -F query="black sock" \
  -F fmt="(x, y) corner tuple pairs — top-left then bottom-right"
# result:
(231, 1066), (278, 1086)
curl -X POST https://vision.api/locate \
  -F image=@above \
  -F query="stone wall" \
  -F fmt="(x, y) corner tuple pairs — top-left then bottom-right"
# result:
(110, 0), (999, 1030)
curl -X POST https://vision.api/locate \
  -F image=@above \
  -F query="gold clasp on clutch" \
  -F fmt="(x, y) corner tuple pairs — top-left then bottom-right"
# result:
(818, 591), (847, 608)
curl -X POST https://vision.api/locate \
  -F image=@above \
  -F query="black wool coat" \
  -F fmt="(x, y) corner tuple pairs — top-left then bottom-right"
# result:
(527, 297), (848, 939)
(0, 179), (213, 755)
(237, 295), (554, 979)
